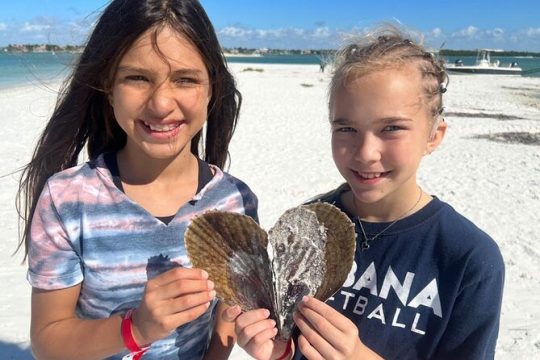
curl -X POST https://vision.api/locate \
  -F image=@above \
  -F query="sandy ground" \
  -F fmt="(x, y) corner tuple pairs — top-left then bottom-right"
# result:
(0, 64), (538, 359)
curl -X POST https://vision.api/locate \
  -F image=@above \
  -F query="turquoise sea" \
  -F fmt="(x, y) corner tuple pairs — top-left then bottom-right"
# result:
(0, 52), (328, 88)
(1, 52), (539, 89)
(0, 52), (76, 88)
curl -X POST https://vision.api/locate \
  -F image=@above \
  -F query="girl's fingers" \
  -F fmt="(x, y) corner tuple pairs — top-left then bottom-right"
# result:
(147, 267), (208, 288)
(235, 308), (271, 330)
(167, 290), (216, 314)
(298, 334), (324, 360)
(296, 297), (360, 356)
(294, 311), (334, 357)
(150, 278), (214, 300)
(238, 320), (277, 349)
(299, 296), (351, 333)
(234, 309), (273, 346)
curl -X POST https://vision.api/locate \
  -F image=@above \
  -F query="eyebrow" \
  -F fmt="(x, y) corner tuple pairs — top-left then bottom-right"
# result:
(331, 116), (413, 125)
(331, 118), (351, 126)
(379, 116), (413, 123)
(116, 66), (205, 77)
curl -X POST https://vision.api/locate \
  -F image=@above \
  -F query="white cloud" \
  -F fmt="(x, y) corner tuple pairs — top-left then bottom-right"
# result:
(431, 28), (442, 38)
(486, 28), (504, 39)
(526, 27), (540, 37)
(7, 19), (537, 51)
(217, 25), (344, 48)
(1, 15), (98, 45)
(312, 26), (330, 38)
(451, 25), (479, 39)
(219, 26), (253, 38)
(220, 27), (304, 41)
(21, 22), (52, 33)
(293, 28), (305, 36)
(256, 29), (286, 38)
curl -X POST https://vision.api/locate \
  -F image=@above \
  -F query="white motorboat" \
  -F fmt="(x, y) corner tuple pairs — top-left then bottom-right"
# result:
(444, 49), (522, 75)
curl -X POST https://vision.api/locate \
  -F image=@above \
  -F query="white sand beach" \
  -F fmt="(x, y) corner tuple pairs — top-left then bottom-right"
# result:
(0, 64), (538, 359)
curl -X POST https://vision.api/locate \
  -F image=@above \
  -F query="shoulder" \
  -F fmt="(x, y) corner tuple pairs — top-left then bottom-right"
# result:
(436, 200), (499, 250)
(46, 154), (109, 183)
(219, 169), (256, 194)
(43, 154), (114, 204)
(203, 167), (259, 220)
(434, 199), (504, 278)
(207, 167), (257, 200)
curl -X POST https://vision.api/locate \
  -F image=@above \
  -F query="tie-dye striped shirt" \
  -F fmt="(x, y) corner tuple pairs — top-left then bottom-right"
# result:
(27, 154), (258, 359)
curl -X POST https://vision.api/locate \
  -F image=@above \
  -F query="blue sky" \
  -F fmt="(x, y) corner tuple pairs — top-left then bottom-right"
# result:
(1, 0), (539, 51)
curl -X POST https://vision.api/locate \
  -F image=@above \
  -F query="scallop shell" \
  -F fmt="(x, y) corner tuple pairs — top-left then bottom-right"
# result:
(184, 211), (275, 313)
(184, 203), (355, 341)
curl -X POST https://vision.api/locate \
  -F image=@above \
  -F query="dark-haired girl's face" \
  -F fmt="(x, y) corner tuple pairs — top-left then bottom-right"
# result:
(110, 25), (211, 162)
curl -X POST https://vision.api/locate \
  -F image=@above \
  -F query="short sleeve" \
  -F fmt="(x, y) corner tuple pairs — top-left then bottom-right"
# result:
(242, 187), (259, 223)
(225, 174), (259, 222)
(27, 181), (83, 290)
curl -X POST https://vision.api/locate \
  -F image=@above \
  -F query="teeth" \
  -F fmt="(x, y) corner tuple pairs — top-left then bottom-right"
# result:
(358, 172), (382, 179)
(144, 122), (179, 132)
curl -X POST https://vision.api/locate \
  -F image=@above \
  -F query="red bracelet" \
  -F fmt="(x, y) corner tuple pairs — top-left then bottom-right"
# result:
(121, 308), (150, 360)
(275, 339), (292, 360)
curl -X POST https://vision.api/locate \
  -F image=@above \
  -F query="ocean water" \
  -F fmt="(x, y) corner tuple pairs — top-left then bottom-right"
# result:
(1, 52), (539, 89)
(0, 52), (76, 88)
(226, 54), (323, 65)
(0, 52), (326, 89)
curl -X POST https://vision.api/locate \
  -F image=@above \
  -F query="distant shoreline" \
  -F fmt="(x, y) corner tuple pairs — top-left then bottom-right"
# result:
(3, 46), (540, 58)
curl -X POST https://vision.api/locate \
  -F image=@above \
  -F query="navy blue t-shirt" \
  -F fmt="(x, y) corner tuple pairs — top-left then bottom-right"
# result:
(294, 184), (504, 360)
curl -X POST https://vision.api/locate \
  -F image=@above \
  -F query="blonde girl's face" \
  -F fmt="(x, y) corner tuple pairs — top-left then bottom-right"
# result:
(110, 25), (211, 161)
(331, 65), (445, 212)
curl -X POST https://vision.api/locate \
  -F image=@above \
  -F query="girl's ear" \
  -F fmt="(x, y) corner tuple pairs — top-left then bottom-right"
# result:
(426, 117), (447, 154)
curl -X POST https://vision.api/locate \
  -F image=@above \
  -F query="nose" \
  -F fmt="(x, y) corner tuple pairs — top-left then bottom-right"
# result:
(147, 81), (175, 118)
(353, 133), (381, 163)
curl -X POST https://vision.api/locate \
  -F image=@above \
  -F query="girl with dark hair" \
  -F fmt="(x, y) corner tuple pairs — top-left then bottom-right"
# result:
(17, 0), (257, 358)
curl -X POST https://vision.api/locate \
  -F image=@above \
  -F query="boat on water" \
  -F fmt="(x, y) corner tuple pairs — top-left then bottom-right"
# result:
(444, 49), (522, 75)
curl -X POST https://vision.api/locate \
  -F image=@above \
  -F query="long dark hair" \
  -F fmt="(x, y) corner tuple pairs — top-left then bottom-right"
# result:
(17, 0), (241, 257)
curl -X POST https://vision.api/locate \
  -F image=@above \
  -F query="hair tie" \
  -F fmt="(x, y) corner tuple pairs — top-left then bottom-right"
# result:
(439, 83), (447, 94)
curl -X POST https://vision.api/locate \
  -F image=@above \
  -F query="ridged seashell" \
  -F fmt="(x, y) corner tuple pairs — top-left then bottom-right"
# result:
(184, 203), (356, 341)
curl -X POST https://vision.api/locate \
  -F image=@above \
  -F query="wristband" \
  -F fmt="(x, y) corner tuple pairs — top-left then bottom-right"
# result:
(275, 338), (292, 360)
(121, 308), (150, 360)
